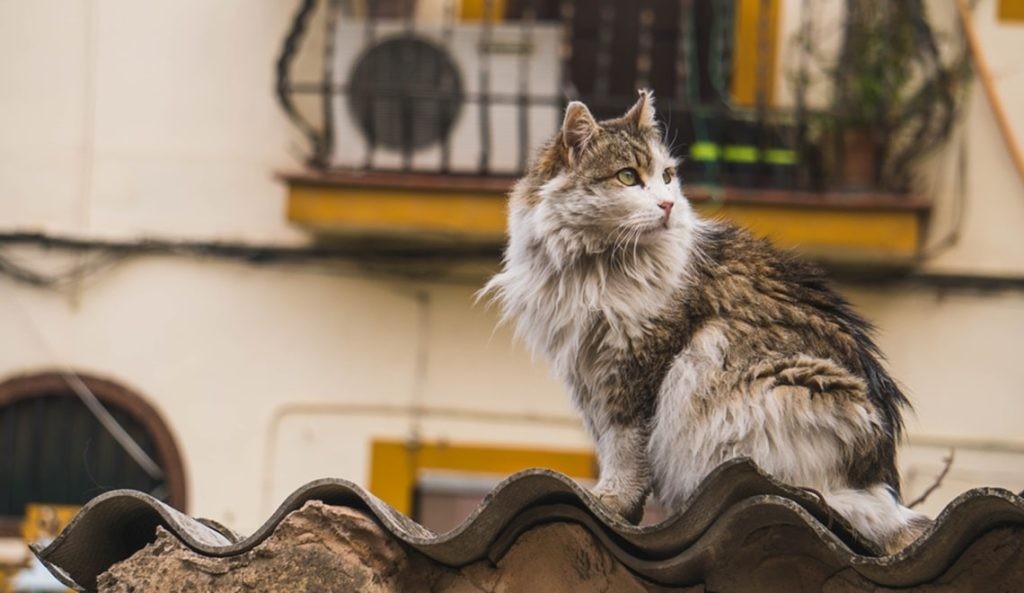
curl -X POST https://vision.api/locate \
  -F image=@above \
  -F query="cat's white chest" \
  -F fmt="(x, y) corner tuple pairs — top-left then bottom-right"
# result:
(648, 324), (735, 506)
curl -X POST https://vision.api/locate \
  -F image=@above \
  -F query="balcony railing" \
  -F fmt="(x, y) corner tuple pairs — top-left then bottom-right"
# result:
(277, 0), (967, 195)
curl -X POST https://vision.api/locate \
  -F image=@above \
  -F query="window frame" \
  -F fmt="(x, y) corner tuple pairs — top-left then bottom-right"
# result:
(0, 371), (188, 537)
(369, 439), (595, 516)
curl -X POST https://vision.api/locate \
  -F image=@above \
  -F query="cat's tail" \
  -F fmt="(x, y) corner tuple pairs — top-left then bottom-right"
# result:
(823, 484), (932, 555)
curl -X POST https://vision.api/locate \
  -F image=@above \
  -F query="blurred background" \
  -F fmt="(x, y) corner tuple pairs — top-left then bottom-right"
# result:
(1, 0), (1023, 587)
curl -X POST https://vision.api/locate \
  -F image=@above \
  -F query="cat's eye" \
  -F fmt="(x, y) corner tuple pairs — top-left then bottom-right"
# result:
(616, 168), (640, 186)
(663, 168), (674, 184)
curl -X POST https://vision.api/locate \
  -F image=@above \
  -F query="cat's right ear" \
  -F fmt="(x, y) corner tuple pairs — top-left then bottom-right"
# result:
(561, 101), (598, 165)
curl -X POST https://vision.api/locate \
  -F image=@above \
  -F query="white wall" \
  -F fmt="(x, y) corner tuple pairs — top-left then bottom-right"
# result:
(0, 0), (307, 241)
(0, 0), (1022, 540)
(770, 2), (1024, 519)
(845, 284), (1024, 516)
(0, 257), (576, 530)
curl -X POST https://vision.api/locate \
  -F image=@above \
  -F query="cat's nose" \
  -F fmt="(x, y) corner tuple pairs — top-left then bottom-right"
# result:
(658, 200), (674, 217)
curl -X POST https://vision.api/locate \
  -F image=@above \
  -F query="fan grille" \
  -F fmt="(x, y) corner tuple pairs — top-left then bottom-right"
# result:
(347, 36), (464, 152)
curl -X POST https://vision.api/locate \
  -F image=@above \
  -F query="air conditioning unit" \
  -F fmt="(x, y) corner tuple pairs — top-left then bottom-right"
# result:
(329, 20), (563, 174)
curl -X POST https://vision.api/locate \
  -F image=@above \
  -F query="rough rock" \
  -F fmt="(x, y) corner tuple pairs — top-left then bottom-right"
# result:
(97, 501), (693, 593)
(95, 498), (1024, 592)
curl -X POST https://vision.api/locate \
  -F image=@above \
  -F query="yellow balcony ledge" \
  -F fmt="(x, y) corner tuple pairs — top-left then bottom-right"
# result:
(281, 170), (930, 263)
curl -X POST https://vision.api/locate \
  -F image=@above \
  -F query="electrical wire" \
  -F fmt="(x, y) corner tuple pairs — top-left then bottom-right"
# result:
(0, 249), (124, 289)
(0, 232), (500, 290)
(0, 288), (166, 484)
(0, 237), (504, 298)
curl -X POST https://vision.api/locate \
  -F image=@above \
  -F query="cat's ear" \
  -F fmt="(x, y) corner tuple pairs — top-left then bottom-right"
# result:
(623, 89), (657, 130)
(561, 101), (598, 164)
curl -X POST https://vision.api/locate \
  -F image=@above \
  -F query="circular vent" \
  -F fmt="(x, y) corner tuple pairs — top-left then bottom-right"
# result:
(347, 36), (463, 152)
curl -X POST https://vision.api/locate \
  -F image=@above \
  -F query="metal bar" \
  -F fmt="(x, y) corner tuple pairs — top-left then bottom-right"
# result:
(113, 409), (132, 489)
(320, 0), (340, 168)
(637, 0), (655, 89)
(477, 0), (495, 174)
(709, 0), (734, 106)
(274, 0), (325, 167)
(795, 0), (810, 190)
(0, 404), (14, 512)
(400, 0), (416, 170)
(362, 0), (379, 170)
(288, 83), (565, 105)
(61, 394), (76, 502)
(677, 0), (696, 102)
(11, 401), (32, 512)
(65, 394), (87, 503)
(82, 403), (102, 500)
(516, 1), (537, 172)
(755, 0), (772, 186)
(89, 402), (114, 497)
(30, 397), (45, 505)
(558, 0), (575, 110)
(439, 0), (456, 173)
(755, 0), (771, 110)
(594, 0), (615, 98)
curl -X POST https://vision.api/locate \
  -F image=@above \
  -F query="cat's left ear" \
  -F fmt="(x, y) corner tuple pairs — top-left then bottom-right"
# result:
(562, 101), (599, 164)
(623, 89), (657, 130)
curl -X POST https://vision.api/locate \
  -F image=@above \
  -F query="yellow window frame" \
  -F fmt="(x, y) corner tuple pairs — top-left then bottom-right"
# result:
(999, 0), (1024, 22)
(369, 439), (596, 515)
(731, 0), (782, 106)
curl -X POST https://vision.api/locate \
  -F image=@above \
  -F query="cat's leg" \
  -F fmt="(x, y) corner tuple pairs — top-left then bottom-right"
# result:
(591, 423), (651, 524)
(745, 356), (930, 553)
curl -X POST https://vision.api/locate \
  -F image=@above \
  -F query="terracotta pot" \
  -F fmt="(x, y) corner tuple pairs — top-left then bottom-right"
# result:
(840, 129), (878, 191)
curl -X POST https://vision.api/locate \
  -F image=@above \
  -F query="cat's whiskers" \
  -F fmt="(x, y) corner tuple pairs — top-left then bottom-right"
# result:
(609, 224), (634, 257)
(630, 226), (642, 267)
(610, 217), (647, 260)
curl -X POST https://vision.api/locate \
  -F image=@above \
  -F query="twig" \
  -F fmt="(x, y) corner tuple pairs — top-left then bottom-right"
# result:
(908, 448), (955, 509)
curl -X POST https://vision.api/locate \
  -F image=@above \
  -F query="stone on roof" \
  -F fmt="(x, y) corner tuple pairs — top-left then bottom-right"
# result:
(34, 459), (1024, 592)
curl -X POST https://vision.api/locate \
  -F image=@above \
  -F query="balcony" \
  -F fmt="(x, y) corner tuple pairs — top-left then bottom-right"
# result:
(276, 0), (965, 264)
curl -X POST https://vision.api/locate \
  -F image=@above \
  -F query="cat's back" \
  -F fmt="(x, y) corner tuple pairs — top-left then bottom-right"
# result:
(654, 221), (908, 495)
(687, 221), (909, 447)
(690, 222), (872, 362)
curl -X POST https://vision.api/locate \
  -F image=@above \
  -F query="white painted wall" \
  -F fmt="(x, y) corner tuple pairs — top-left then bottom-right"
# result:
(0, 0), (307, 242)
(0, 256), (576, 532)
(0, 1), (1021, 549)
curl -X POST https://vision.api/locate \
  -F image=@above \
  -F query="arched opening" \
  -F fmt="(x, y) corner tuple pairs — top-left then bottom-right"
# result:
(0, 372), (187, 536)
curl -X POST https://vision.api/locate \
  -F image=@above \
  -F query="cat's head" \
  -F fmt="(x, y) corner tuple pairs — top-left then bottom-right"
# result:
(511, 90), (691, 259)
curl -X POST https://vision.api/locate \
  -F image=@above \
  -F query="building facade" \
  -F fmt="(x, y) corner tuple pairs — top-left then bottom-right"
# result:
(1, 2), (1022, 571)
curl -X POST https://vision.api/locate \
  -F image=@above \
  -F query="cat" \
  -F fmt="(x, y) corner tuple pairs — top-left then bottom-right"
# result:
(482, 90), (930, 554)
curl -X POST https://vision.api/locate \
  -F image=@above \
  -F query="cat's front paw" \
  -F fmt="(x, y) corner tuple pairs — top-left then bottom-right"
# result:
(593, 489), (645, 525)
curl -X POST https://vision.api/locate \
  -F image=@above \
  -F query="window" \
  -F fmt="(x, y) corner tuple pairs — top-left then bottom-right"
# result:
(369, 439), (669, 532)
(0, 372), (187, 537)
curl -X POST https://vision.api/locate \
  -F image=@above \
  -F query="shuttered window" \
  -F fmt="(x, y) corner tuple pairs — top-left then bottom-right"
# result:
(0, 373), (187, 535)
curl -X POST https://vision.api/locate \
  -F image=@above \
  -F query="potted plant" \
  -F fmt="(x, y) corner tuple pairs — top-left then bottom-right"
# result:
(794, 0), (970, 192)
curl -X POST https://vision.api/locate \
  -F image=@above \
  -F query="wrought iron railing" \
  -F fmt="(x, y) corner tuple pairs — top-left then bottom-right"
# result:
(277, 0), (968, 194)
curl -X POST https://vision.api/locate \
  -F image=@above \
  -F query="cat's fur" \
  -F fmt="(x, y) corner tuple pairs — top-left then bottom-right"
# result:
(483, 91), (930, 554)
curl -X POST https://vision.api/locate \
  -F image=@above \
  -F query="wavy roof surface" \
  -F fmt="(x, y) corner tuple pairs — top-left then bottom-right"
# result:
(34, 458), (1024, 592)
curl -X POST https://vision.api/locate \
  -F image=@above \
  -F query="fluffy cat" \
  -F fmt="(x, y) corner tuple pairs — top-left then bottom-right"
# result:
(483, 91), (930, 553)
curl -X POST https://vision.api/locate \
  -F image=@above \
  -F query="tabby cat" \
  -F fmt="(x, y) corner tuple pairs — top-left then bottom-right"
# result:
(483, 91), (930, 553)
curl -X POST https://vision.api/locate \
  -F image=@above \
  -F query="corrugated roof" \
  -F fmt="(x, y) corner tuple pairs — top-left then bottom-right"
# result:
(33, 458), (1024, 592)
